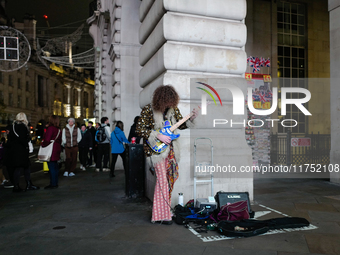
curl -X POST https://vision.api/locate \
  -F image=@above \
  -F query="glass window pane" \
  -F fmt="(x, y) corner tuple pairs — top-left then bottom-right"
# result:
(299, 70), (305, 78)
(298, 36), (305, 46)
(277, 22), (283, 32)
(286, 104), (292, 112)
(284, 57), (290, 67)
(298, 26), (304, 35)
(292, 125), (299, 134)
(278, 68), (283, 78)
(299, 48), (305, 58)
(299, 79), (305, 88)
(284, 13), (291, 23)
(284, 68), (291, 77)
(278, 34), (283, 44)
(278, 57), (283, 67)
(284, 47), (290, 56)
(278, 12), (283, 22)
(284, 35), (290, 45)
(299, 59), (304, 68)
(298, 5), (305, 15)
(292, 36), (298, 46)
(278, 124), (283, 133)
(292, 25), (298, 34)
(283, 68), (290, 78)
(278, 2), (284, 12)
(291, 14), (297, 24)
(292, 105), (298, 112)
(299, 92), (306, 99)
(292, 69), (298, 78)
(299, 124), (305, 134)
(292, 58), (298, 68)
(291, 4), (298, 14)
(292, 48), (298, 57)
(292, 78), (298, 87)
(298, 15), (304, 25)
(284, 78), (290, 87)
(284, 3), (290, 13)
(278, 46), (283, 56)
(284, 24), (290, 33)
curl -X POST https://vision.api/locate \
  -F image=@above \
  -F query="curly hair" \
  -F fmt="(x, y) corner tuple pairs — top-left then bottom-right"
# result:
(152, 85), (179, 112)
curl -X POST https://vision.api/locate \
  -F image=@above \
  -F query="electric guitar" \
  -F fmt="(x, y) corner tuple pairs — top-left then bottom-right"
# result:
(146, 113), (193, 153)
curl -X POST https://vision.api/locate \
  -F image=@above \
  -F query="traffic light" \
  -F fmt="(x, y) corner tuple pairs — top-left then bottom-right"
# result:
(0, 36), (19, 61)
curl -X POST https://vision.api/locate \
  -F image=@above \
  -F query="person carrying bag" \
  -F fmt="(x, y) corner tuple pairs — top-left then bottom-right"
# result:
(110, 121), (130, 178)
(40, 115), (62, 189)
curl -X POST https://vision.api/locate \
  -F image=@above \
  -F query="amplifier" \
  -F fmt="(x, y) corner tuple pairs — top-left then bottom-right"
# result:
(214, 191), (254, 218)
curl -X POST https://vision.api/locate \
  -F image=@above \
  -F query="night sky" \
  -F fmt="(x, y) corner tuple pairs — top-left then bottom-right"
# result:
(6, 0), (95, 51)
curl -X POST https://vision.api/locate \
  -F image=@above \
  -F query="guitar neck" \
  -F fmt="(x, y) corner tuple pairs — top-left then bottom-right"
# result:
(169, 113), (192, 132)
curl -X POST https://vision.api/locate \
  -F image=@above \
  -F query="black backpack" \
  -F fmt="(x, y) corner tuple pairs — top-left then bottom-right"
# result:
(95, 126), (107, 142)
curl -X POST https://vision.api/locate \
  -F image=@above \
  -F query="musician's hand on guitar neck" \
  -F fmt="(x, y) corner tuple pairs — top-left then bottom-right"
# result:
(157, 134), (171, 144)
(190, 108), (199, 121)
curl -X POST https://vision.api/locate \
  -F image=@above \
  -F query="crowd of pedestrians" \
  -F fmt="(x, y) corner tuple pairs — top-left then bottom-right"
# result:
(0, 113), (140, 193)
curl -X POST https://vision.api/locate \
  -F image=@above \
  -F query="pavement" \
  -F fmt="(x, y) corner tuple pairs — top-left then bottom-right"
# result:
(1, 165), (340, 255)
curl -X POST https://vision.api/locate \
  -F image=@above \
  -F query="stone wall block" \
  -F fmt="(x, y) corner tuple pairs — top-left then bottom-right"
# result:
(112, 83), (121, 98)
(114, 32), (121, 43)
(111, 96), (121, 109)
(139, 0), (246, 44)
(113, 20), (121, 32)
(139, 13), (247, 66)
(163, 0), (246, 21)
(140, 0), (155, 22)
(139, 43), (247, 88)
(114, 7), (122, 19)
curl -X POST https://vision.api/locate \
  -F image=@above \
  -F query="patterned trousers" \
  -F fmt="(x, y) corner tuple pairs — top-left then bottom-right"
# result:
(152, 159), (172, 222)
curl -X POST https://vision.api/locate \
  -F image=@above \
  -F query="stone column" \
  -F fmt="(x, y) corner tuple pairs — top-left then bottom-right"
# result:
(329, 0), (340, 184)
(139, 0), (252, 204)
(64, 83), (72, 117)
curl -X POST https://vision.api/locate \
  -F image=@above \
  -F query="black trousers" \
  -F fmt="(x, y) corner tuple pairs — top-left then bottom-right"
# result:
(96, 143), (110, 170)
(13, 167), (31, 186)
(79, 147), (89, 166)
(111, 151), (127, 175)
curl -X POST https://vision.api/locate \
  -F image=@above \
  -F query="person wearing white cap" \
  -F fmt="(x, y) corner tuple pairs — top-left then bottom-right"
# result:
(62, 118), (81, 177)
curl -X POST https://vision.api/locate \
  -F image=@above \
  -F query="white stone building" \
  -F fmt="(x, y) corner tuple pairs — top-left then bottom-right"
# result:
(88, 0), (340, 204)
(88, 0), (252, 205)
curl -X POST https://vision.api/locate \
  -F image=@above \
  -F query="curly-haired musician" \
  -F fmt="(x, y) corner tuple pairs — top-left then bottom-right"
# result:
(136, 85), (198, 224)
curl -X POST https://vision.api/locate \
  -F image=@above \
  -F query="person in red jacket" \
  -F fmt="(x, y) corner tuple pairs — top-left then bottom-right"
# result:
(41, 115), (62, 189)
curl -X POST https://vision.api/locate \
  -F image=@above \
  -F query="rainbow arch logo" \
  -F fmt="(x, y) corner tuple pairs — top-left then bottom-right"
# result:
(196, 81), (223, 106)
(196, 82), (223, 115)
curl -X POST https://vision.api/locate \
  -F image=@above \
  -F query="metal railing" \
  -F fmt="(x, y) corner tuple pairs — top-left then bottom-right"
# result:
(271, 130), (331, 165)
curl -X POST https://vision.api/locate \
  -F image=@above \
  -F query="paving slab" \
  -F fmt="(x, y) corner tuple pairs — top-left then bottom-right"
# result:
(308, 211), (340, 223)
(1, 169), (340, 254)
(233, 233), (310, 253)
(305, 234), (340, 254)
(294, 203), (338, 212)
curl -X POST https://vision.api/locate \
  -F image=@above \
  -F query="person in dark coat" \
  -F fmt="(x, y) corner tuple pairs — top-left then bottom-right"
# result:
(128, 116), (141, 144)
(79, 124), (93, 171)
(110, 121), (129, 178)
(41, 115), (62, 189)
(87, 121), (96, 167)
(8, 112), (39, 192)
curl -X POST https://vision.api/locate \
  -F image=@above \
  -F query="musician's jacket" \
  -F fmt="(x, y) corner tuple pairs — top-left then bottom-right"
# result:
(136, 104), (195, 165)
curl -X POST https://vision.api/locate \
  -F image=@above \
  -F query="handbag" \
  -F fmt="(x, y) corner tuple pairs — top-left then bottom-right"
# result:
(38, 129), (60, 162)
(210, 200), (250, 222)
(13, 124), (33, 153)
